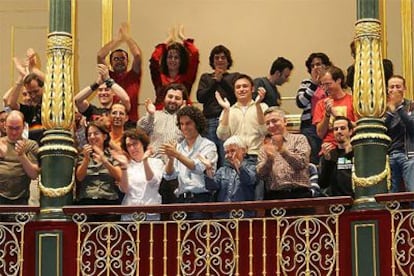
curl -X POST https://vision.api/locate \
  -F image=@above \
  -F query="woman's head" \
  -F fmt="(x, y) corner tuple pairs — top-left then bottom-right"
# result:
(85, 120), (110, 149)
(121, 128), (150, 160)
(161, 43), (189, 75)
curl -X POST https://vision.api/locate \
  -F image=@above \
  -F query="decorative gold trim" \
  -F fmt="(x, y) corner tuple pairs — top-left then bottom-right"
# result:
(353, 197), (377, 205)
(38, 233), (61, 276)
(353, 19), (387, 118)
(401, 0), (414, 100)
(101, 0), (113, 46)
(352, 156), (390, 189)
(72, 0), (79, 98)
(38, 144), (78, 155)
(351, 133), (391, 143)
(38, 168), (75, 198)
(380, 0), (387, 57)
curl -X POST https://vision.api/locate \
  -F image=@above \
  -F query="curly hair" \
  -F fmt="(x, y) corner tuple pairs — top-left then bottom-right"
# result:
(305, 52), (332, 74)
(85, 120), (111, 149)
(176, 106), (207, 135)
(209, 45), (233, 70)
(161, 43), (189, 75)
(120, 128), (150, 153)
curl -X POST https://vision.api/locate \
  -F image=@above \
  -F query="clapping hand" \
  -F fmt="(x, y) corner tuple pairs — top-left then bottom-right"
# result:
(144, 98), (156, 115)
(255, 87), (266, 104)
(198, 154), (214, 178)
(215, 92), (230, 110)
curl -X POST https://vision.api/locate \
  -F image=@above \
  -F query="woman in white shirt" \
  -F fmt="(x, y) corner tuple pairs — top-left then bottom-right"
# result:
(114, 128), (164, 221)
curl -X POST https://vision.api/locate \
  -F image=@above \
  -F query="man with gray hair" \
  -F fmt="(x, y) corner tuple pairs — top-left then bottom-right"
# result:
(200, 135), (256, 203)
(0, 110), (39, 204)
(257, 106), (312, 199)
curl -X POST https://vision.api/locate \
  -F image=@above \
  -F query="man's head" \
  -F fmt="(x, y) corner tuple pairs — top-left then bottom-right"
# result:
(387, 75), (406, 102)
(0, 111), (7, 136)
(305, 52), (332, 74)
(6, 111), (25, 142)
(176, 106), (206, 140)
(163, 83), (188, 113)
(109, 49), (128, 73)
(223, 135), (246, 163)
(269, 57), (293, 86)
(97, 83), (114, 107)
(110, 103), (129, 129)
(333, 116), (353, 145)
(263, 107), (288, 136)
(233, 74), (254, 105)
(209, 45), (233, 70)
(23, 73), (43, 105)
(321, 66), (346, 97)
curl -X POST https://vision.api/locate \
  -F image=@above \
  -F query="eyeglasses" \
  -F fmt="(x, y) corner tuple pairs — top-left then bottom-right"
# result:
(113, 57), (126, 62)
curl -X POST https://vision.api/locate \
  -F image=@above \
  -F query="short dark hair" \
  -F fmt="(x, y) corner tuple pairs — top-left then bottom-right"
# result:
(162, 83), (188, 101)
(109, 49), (128, 61)
(387, 74), (406, 87)
(325, 66), (347, 89)
(209, 45), (233, 69)
(270, 57), (293, 75)
(233, 73), (254, 87)
(121, 128), (150, 153)
(305, 53), (332, 74)
(176, 106), (207, 135)
(23, 73), (44, 88)
(161, 43), (189, 75)
(333, 116), (353, 130)
(383, 59), (394, 85)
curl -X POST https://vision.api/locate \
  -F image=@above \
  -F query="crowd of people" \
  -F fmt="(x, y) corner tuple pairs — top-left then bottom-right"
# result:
(1, 24), (412, 219)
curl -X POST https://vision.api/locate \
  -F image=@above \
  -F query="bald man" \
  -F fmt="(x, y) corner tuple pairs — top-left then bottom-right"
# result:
(0, 111), (39, 204)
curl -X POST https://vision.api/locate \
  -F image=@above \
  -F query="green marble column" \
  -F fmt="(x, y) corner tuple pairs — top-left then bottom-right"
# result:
(38, 0), (76, 220)
(351, 0), (390, 209)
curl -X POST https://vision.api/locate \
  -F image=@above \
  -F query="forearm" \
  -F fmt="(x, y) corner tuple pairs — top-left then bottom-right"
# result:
(143, 159), (154, 181)
(7, 83), (23, 110)
(19, 155), (39, 179)
(118, 169), (129, 193)
(111, 83), (131, 111)
(165, 158), (175, 175)
(316, 115), (330, 139)
(75, 158), (89, 181)
(97, 39), (122, 64)
(102, 159), (122, 182)
(74, 86), (94, 113)
(256, 103), (265, 125)
(175, 152), (196, 171)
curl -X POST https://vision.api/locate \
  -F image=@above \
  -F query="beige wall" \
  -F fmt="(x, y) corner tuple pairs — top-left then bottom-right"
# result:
(0, 0), (408, 116)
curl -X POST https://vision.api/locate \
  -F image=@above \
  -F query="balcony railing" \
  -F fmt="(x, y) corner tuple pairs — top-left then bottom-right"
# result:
(0, 194), (413, 275)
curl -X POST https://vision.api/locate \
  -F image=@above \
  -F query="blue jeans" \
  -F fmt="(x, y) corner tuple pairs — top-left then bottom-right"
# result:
(300, 124), (322, 165)
(206, 117), (225, 168)
(389, 152), (414, 192)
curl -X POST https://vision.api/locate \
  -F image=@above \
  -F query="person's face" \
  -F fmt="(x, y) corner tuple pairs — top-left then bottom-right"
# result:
(333, 119), (352, 144)
(97, 84), (114, 106)
(0, 113), (7, 135)
(110, 51), (128, 73)
(275, 68), (291, 85)
(125, 137), (144, 161)
(164, 89), (184, 113)
(234, 78), (253, 104)
(224, 144), (244, 163)
(321, 72), (341, 96)
(21, 89), (32, 106)
(110, 104), (128, 128)
(179, 115), (198, 140)
(264, 112), (287, 135)
(87, 125), (106, 148)
(213, 53), (229, 71)
(24, 80), (42, 105)
(387, 77), (405, 102)
(167, 49), (181, 72)
(310, 57), (326, 74)
(6, 116), (24, 142)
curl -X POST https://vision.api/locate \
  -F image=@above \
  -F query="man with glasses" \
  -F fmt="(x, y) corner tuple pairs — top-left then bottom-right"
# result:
(97, 22), (142, 126)
(319, 116), (354, 197)
(0, 110), (39, 205)
(75, 64), (130, 123)
(313, 66), (355, 147)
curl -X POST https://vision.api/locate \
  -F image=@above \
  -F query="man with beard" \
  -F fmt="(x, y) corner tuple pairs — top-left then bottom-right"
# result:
(137, 83), (187, 161)
(319, 116), (354, 197)
(97, 23), (142, 125)
(75, 64), (130, 122)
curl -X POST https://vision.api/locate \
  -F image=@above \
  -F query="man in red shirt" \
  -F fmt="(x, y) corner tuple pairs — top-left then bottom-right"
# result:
(97, 23), (142, 126)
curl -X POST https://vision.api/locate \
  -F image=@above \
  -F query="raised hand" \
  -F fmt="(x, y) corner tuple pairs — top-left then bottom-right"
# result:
(321, 142), (335, 160)
(215, 92), (230, 109)
(198, 154), (214, 178)
(159, 140), (177, 158)
(177, 24), (186, 41)
(97, 64), (110, 83)
(255, 87), (266, 103)
(15, 140), (27, 156)
(112, 150), (129, 168)
(143, 146), (154, 160)
(144, 98), (156, 115)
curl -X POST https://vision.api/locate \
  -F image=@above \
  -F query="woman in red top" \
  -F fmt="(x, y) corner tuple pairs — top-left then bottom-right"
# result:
(150, 25), (199, 109)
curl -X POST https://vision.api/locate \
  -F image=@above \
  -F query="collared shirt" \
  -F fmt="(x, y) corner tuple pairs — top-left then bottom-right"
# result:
(257, 132), (311, 191)
(217, 100), (268, 155)
(163, 135), (218, 195)
(137, 110), (184, 160)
